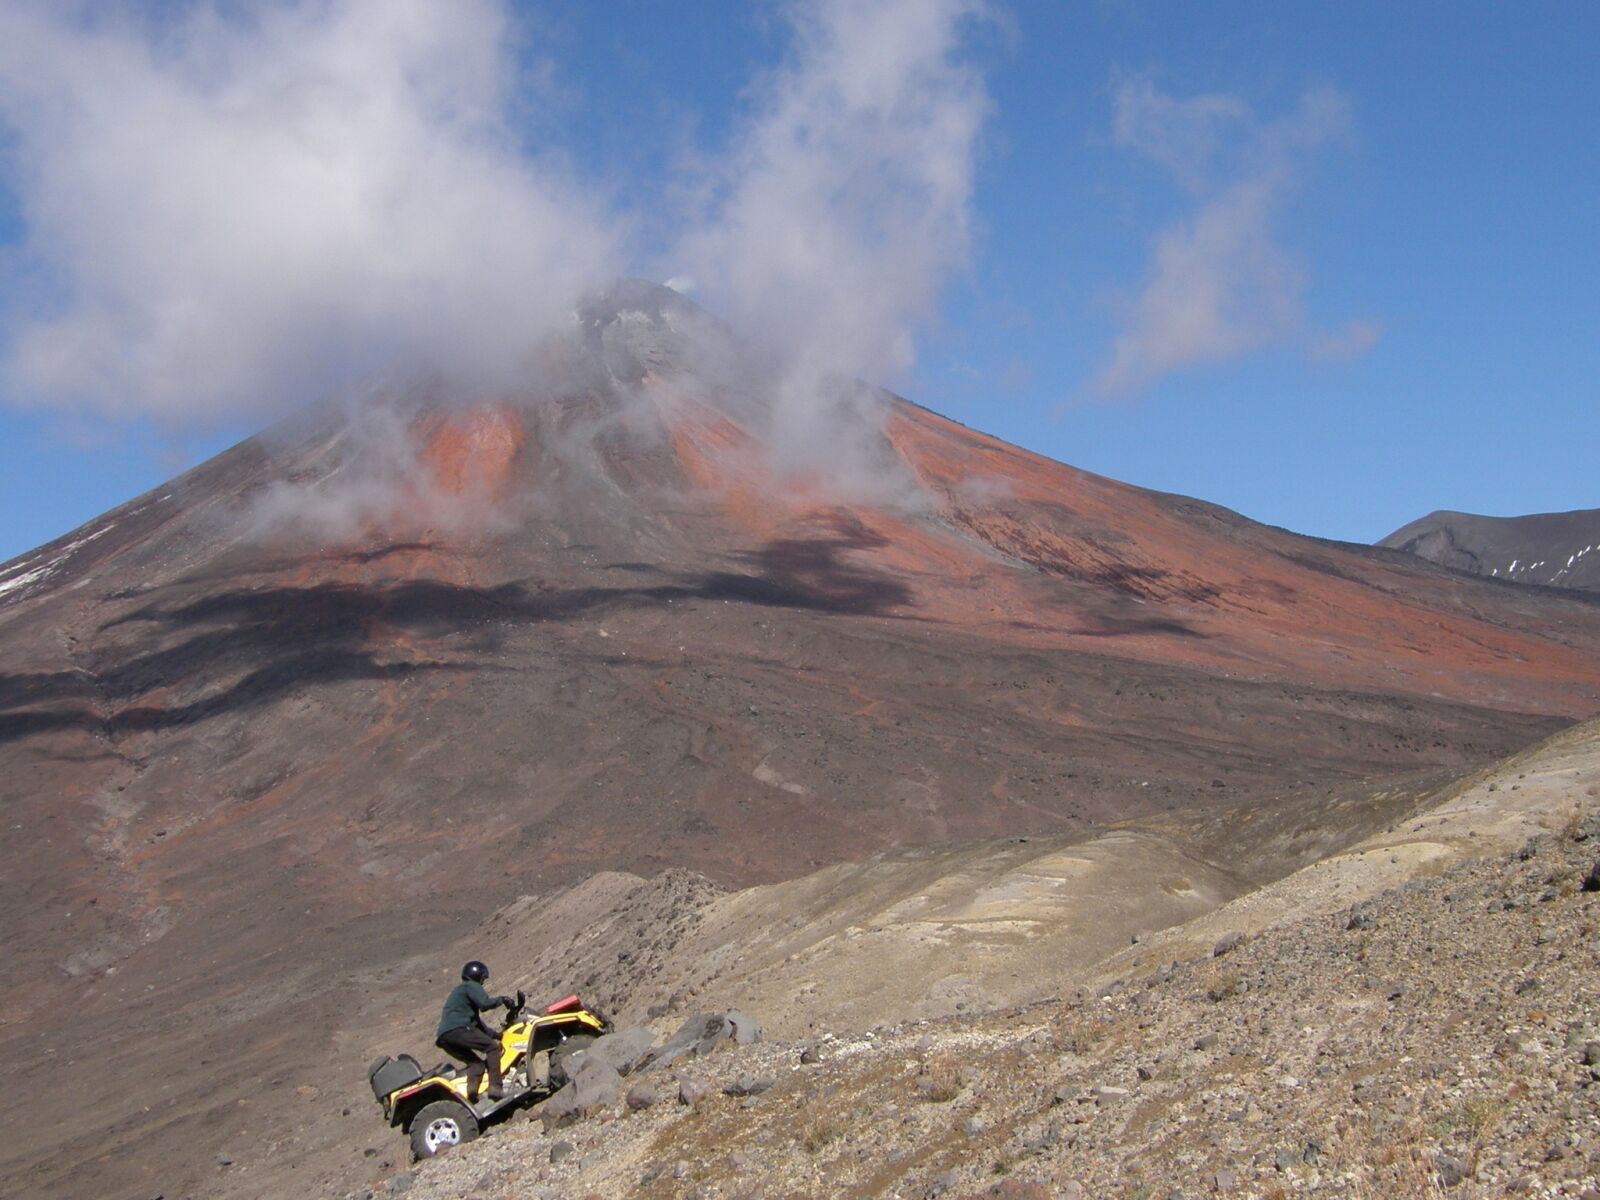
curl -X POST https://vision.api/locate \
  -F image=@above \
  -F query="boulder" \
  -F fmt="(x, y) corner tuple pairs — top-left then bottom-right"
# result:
(539, 1056), (623, 1130)
(1212, 931), (1245, 957)
(580, 1027), (656, 1076)
(722, 1073), (775, 1097)
(640, 1011), (764, 1072)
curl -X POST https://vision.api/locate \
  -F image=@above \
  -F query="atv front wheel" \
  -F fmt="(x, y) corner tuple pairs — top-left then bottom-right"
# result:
(408, 1099), (479, 1160)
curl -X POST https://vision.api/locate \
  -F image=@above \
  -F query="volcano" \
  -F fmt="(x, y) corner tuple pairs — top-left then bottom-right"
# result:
(4, 281), (1600, 1199)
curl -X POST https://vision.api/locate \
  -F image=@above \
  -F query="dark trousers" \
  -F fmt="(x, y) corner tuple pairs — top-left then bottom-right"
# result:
(437, 1025), (503, 1094)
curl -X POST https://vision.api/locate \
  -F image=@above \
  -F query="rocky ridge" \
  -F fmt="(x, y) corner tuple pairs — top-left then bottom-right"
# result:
(1381, 508), (1600, 592)
(361, 815), (1600, 1200)
(333, 722), (1600, 1200)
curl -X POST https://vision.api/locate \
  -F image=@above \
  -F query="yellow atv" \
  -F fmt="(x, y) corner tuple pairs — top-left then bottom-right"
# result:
(368, 992), (611, 1160)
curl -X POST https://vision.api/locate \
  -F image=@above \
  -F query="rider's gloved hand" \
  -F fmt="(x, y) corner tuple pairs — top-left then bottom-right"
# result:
(499, 994), (515, 1008)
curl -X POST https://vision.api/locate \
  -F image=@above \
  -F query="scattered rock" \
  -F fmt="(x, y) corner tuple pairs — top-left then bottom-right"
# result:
(1194, 1033), (1221, 1051)
(549, 1141), (575, 1165)
(722, 1073), (775, 1097)
(1436, 1152), (1472, 1187)
(799, 1044), (824, 1065)
(624, 1082), (658, 1110)
(1212, 931), (1245, 957)
(676, 1074), (710, 1106)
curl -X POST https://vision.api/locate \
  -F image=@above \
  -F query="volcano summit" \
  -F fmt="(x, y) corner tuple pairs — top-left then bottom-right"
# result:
(3, 282), (1600, 1199)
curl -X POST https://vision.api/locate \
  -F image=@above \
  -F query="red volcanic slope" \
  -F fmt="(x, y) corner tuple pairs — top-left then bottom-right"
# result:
(2, 285), (1599, 1198)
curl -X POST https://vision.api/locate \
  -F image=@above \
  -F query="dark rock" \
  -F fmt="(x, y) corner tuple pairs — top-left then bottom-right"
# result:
(722, 1073), (775, 1097)
(1213, 1168), (1238, 1191)
(963, 1116), (986, 1135)
(799, 1044), (823, 1065)
(677, 1074), (710, 1106)
(1212, 931), (1245, 958)
(1584, 861), (1600, 893)
(549, 1141), (576, 1165)
(540, 1056), (623, 1129)
(625, 1082), (658, 1110)
(1346, 908), (1376, 931)
(1582, 1041), (1600, 1066)
(1136, 1064), (1156, 1081)
(1194, 1033), (1221, 1051)
(640, 1011), (763, 1071)
(1436, 1152), (1472, 1187)
(581, 1027), (656, 1076)
(1021, 1126), (1059, 1152)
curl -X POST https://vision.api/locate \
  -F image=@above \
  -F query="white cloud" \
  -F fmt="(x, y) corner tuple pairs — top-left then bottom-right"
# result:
(0, 0), (622, 424)
(1311, 317), (1384, 363)
(1095, 80), (1374, 396)
(0, 0), (995, 500)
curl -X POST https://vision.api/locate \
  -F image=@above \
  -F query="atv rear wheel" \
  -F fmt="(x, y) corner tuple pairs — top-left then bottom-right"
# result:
(549, 1033), (598, 1087)
(408, 1099), (479, 1160)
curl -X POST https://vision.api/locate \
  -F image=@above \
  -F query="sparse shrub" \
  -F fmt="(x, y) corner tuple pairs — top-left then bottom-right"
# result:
(1206, 971), (1242, 1002)
(1428, 1096), (1504, 1144)
(1061, 1023), (1108, 1053)
(916, 1066), (962, 1103)
(800, 1119), (843, 1154)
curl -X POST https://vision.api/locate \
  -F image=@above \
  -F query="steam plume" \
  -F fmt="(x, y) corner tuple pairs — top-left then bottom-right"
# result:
(671, 0), (992, 475)
(0, 0), (994, 516)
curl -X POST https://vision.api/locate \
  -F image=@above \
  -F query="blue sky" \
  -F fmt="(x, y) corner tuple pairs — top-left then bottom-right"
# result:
(0, 1), (1596, 564)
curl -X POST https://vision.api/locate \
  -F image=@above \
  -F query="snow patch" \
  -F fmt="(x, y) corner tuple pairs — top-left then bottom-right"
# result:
(0, 524), (114, 601)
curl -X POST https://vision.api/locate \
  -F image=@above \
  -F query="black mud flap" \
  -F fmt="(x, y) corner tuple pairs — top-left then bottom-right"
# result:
(369, 1053), (424, 1101)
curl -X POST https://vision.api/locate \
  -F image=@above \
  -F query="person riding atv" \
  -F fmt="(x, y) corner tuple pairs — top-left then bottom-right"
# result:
(369, 984), (611, 1159)
(436, 961), (516, 1099)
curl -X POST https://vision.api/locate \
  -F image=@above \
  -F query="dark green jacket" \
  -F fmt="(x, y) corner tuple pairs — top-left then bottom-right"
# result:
(436, 981), (502, 1038)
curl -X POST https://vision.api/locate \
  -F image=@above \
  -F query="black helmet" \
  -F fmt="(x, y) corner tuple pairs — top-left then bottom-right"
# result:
(461, 960), (490, 983)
